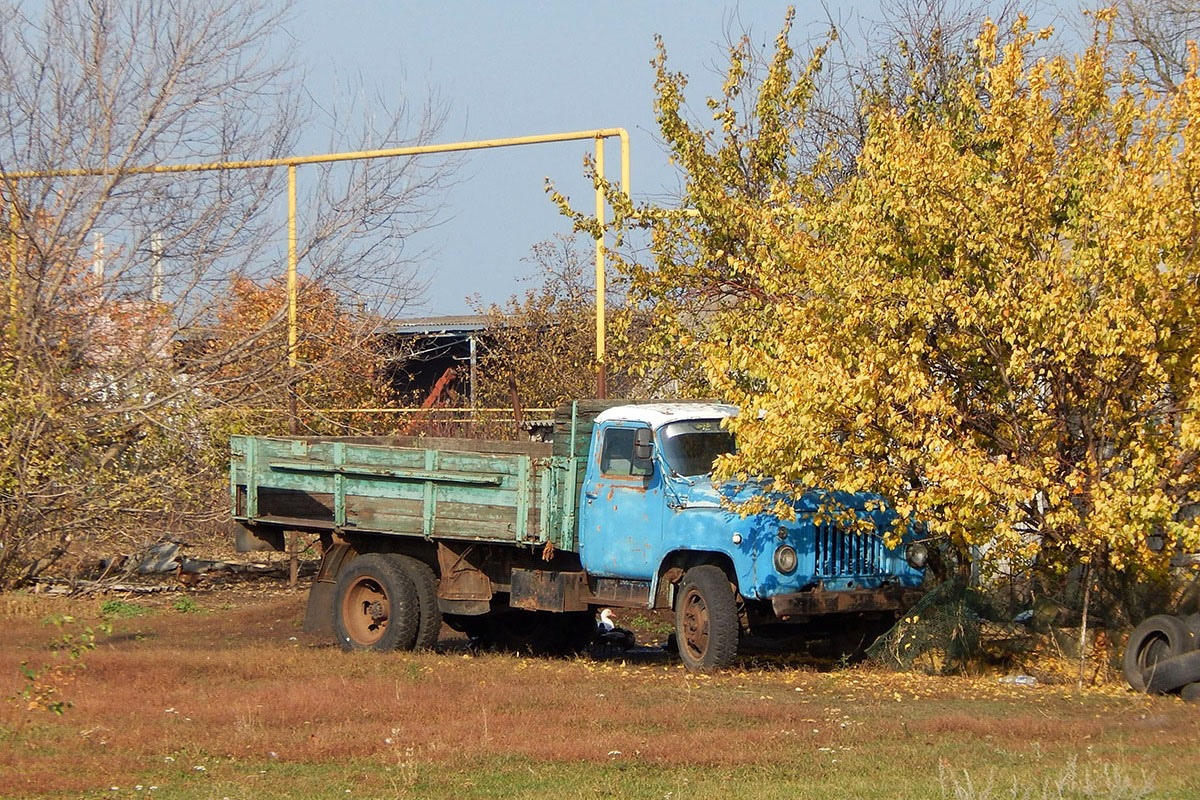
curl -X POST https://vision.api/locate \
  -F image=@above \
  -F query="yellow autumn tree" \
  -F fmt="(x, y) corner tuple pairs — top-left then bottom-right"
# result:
(583, 11), (1200, 582)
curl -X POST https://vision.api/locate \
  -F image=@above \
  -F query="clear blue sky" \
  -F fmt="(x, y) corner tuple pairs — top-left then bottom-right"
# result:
(290, 2), (1063, 316)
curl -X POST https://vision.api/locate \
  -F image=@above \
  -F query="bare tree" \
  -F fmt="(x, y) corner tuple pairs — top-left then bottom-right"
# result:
(830, 1), (1036, 171)
(1113, 0), (1200, 91)
(468, 235), (652, 420)
(651, 2), (1034, 199)
(0, 0), (454, 587)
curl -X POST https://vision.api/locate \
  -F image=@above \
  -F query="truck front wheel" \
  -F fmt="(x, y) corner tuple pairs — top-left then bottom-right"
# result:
(675, 565), (739, 671)
(333, 554), (419, 652)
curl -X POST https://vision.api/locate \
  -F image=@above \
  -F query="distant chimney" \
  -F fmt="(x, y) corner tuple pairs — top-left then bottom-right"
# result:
(150, 232), (163, 302)
(91, 232), (104, 281)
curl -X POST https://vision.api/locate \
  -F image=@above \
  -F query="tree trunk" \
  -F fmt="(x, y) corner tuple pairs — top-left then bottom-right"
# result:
(1077, 563), (1092, 691)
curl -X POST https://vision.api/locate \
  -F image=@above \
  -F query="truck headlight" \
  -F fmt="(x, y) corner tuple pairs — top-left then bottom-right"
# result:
(774, 544), (798, 574)
(905, 542), (929, 569)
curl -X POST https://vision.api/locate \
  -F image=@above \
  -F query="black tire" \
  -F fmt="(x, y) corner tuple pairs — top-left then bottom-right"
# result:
(1182, 613), (1200, 637)
(390, 554), (442, 651)
(332, 554), (419, 652)
(1124, 614), (1196, 692)
(1181, 682), (1200, 703)
(1146, 650), (1200, 694)
(674, 565), (739, 671)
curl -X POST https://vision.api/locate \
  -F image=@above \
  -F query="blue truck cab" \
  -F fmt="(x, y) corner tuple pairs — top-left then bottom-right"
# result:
(576, 403), (925, 668)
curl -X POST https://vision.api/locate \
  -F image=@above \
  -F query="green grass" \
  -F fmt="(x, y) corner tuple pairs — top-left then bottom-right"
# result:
(99, 600), (152, 619)
(627, 612), (675, 635)
(170, 597), (202, 614)
(11, 752), (1188, 800)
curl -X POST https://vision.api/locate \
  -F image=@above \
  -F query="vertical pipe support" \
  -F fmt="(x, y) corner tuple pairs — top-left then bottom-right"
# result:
(591, 130), (628, 400)
(287, 163), (299, 368)
(594, 136), (606, 399)
(469, 335), (477, 415)
(618, 128), (630, 197)
(287, 163), (299, 434)
(8, 197), (18, 323)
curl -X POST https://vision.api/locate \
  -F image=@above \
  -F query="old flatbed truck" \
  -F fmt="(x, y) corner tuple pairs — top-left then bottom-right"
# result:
(231, 400), (926, 670)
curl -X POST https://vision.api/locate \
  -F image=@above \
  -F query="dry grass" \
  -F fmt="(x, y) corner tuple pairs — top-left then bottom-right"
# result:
(0, 593), (87, 621)
(1, 589), (1199, 798)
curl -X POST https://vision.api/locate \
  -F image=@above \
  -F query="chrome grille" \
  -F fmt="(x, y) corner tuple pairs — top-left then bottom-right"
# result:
(813, 524), (885, 577)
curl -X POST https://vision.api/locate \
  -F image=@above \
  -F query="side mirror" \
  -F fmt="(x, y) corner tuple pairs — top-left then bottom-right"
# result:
(633, 427), (654, 461)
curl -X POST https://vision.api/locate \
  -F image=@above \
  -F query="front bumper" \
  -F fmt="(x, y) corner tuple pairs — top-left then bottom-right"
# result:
(770, 585), (924, 621)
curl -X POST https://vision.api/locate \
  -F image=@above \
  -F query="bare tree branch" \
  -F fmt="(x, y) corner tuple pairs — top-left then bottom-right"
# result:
(0, 0), (454, 587)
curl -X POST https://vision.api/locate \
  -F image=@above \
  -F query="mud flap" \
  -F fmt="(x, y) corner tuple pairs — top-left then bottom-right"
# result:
(303, 581), (336, 637)
(303, 542), (353, 637)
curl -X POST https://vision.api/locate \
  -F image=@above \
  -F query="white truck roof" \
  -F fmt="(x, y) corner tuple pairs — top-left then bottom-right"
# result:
(593, 402), (738, 429)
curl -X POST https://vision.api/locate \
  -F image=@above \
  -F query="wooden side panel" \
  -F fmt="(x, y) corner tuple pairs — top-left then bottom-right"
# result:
(231, 434), (579, 551)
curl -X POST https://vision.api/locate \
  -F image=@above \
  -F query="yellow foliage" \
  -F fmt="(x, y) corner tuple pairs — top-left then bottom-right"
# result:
(589, 14), (1200, 574)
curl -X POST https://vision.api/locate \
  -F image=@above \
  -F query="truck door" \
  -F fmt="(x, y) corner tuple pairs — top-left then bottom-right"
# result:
(578, 421), (664, 580)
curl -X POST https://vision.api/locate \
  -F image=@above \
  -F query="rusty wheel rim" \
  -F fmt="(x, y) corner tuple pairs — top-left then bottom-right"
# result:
(681, 587), (710, 662)
(342, 575), (390, 646)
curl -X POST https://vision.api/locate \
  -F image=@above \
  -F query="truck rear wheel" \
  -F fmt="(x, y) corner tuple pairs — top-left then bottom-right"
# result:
(391, 555), (442, 651)
(333, 554), (419, 652)
(675, 565), (739, 671)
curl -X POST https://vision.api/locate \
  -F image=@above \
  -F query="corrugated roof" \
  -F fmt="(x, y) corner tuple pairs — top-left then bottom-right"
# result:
(385, 314), (491, 335)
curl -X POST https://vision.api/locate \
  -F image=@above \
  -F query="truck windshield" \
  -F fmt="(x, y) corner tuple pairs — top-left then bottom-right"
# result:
(659, 419), (735, 477)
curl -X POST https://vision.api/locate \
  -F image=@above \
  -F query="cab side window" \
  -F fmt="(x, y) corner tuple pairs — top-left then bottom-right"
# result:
(600, 426), (653, 477)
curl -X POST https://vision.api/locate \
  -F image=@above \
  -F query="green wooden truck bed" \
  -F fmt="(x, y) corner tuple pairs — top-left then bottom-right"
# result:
(230, 433), (582, 552)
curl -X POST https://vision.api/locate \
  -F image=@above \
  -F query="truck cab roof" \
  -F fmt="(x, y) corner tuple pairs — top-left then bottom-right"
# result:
(593, 402), (738, 429)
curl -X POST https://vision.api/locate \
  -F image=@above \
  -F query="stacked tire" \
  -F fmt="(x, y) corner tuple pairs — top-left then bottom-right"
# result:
(1123, 613), (1200, 698)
